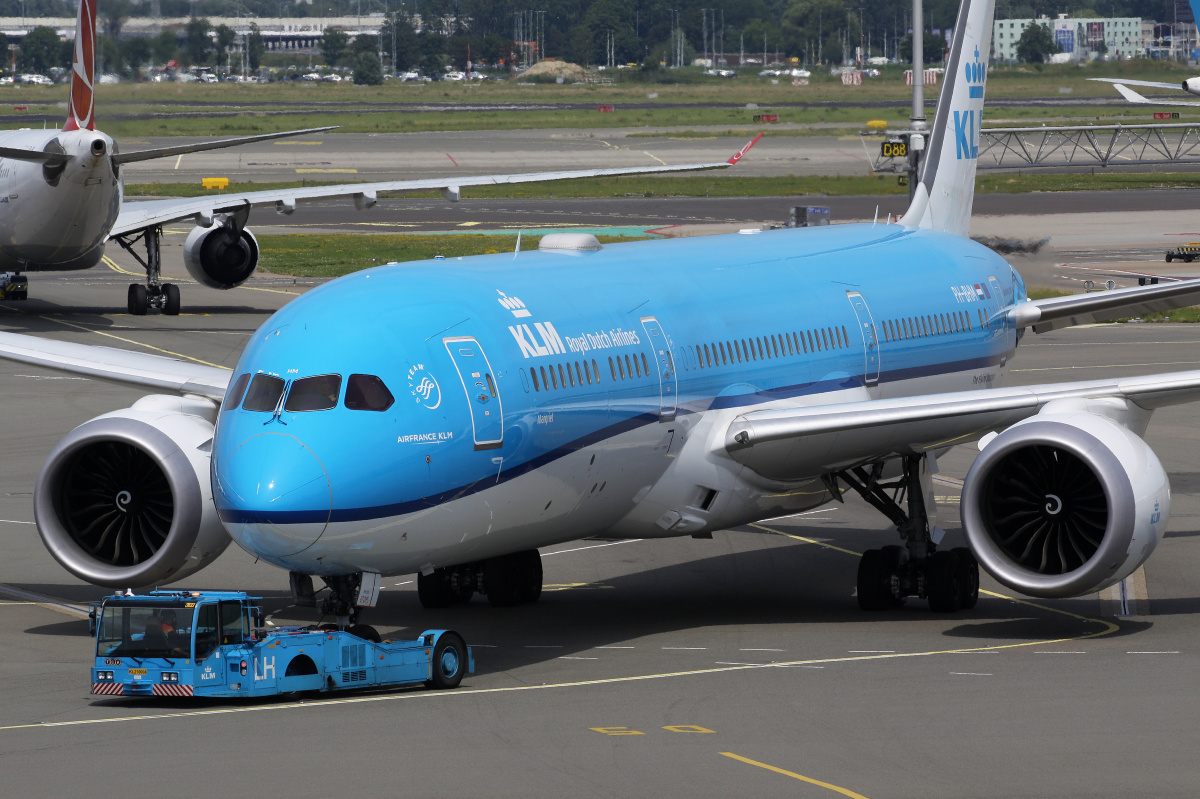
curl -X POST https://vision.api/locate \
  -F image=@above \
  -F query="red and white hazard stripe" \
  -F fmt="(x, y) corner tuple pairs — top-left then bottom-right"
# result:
(152, 683), (194, 697)
(91, 682), (123, 695)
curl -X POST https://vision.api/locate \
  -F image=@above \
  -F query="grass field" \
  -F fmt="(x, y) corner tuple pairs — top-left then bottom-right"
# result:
(4, 60), (1200, 137)
(128, 171), (1200, 200)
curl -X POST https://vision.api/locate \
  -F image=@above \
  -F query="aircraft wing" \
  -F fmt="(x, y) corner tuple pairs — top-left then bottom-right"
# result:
(723, 369), (1200, 480)
(111, 127), (338, 166)
(110, 135), (763, 238)
(1012, 278), (1200, 333)
(0, 331), (229, 401)
(1106, 83), (1200, 107)
(1089, 77), (1183, 91)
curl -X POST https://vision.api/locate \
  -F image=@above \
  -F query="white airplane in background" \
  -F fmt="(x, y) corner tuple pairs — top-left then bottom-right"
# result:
(0, 0), (754, 316)
(1089, 77), (1200, 106)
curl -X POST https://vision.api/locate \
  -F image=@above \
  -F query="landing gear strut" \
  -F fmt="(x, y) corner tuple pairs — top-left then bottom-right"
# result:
(113, 225), (180, 316)
(418, 550), (543, 609)
(832, 454), (979, 613)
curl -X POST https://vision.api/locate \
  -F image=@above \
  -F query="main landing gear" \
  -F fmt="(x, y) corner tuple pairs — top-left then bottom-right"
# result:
(418, 550), (543, 609)
(113, 225), (180, 316)
(830, 454), (980, 613)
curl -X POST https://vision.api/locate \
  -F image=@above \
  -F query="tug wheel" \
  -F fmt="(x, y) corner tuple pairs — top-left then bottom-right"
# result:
(426, 632), (467, 690)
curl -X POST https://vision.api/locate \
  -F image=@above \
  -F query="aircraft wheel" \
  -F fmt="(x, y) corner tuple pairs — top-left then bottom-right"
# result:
(426, 632), (467, 689)
(417, 570), (454, 608)
(1166, 253), (1174, 263)
(857, 549), (895, 611)
(952, 547), (980, 610)
(127, 284), (147, 315)
(926, 550), (963, 613)
(348, 624), (382, 643)
(515, 550), (543, 604)
(484, 554), (520, 607)
(163, 283), (181, 316)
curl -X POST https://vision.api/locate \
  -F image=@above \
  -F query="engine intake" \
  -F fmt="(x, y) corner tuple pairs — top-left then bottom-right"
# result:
(183, 224), (259, 289)
(961, 409), (1169, 598)
(34, 397), (229, 587)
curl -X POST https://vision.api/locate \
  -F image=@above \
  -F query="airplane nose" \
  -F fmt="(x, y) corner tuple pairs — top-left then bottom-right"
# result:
(215, 433), (332, 558)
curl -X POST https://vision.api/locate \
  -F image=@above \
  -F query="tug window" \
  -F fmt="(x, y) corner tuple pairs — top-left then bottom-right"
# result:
(223, 373), (250, 412)
(344, 374), (395, 412)
(241, 374), (286, 412)
(285, 374), (342, 412)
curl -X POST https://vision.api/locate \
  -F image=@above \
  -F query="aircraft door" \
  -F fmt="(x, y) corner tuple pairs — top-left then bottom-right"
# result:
(640, 316), (678, 421)
(845, 291), (880, 386)
(443, 336), (504, 450)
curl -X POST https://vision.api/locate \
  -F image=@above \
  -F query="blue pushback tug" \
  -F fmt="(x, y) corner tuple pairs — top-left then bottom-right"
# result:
(89, 591), (472, 699)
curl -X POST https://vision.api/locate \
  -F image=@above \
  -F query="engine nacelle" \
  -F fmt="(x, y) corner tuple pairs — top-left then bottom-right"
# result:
(961, 408), (1169, 598)
(34, 395), (230, 588)
(183, 224), (259, 289)
(1183, 77), (1200, 95)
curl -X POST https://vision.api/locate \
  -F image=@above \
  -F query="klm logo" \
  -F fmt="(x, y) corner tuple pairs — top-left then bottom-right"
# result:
(1150, 501), (1162, 526)
(509, 321), (565, 358)
(954, 46), (985, 161)
(497, 290), (531, 318)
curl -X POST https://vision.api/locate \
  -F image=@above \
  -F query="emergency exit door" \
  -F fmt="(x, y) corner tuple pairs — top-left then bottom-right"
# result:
(640, 316), (678, 421)
(846, 291), (880, 386)
(443, 337), (504, 450)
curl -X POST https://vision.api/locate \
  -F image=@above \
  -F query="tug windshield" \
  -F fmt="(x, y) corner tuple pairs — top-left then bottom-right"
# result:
(96, 603), (193, 659)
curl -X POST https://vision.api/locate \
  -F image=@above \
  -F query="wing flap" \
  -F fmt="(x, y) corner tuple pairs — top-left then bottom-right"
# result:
(1014, 279), (1200, 333)
(0, 332), (230, 401)
(723, 369), (1200, 480)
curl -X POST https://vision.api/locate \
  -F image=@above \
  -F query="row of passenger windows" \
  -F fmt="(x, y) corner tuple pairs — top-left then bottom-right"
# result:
(881, 308), (985, 343)
(529, 351), (659, 392)
(222, 372), (395, 414)
(691, 325), (849, 370)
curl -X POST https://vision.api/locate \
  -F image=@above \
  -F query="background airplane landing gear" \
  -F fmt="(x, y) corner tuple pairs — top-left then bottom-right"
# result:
(116, 225), (180, 316)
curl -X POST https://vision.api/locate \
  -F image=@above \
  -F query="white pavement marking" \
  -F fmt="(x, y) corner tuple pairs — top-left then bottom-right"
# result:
(596, 646), (635, 649)
(1034, 651), (1087, 654)
(0, 519), (35, 525)
(663, 647), (706, 650)
(950, 672), (993, 676)
(542, 539), (643, 557)
(0, 584), (89, 619)
(1127, 651), (1180, 654)
(525, 645), (562, 649)
(740, 648), (784, 652)
(848, 650), (895, 653)
(392, 580), (412, 586)
(559, 657), (599, 660)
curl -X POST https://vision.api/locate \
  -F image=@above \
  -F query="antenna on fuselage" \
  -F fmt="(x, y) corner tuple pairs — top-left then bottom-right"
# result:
(514, 231), (522, 255)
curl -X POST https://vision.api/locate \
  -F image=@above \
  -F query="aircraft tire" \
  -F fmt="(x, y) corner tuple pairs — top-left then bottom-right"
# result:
(857, 549), (894, 611)
(952, 547), (980, 610)
(163, 283), (181, 316)
(348, 624), (382, 643)
(426, 632), (467, 689)
(926, 550), (963, 613)
(516, 550), (543, 604)
(880, 545), (907, 607)
(484, 555), (521, 607)
(417, 570), (454, 608)
(127, 284), (148, 315)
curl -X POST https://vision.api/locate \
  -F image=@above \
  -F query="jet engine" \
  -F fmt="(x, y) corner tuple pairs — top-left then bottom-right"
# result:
(34, 395), (229, 588)
(183, 223), (260, 289)
(961, 406), (1169, 599)
(1184, 77), (1200, 95)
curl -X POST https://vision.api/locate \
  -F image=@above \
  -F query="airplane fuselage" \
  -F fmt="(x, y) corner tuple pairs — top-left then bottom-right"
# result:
(211, 223), (1023, 578)
(0, 127), (120, 270)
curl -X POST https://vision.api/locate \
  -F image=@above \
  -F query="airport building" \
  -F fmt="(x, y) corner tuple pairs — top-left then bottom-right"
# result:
(993, 14), (1151, 61)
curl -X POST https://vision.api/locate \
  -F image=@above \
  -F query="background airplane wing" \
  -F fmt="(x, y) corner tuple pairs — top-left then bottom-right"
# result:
(723, 369), (1200, 480)
(1088, 77), (1184, 91)
(0, 331), (229, 401)
(1106, 83), (1200, 107)
(112, 126), (337, 166)
(110, 135), (762, 238)
(1013, 278), (1200, 333)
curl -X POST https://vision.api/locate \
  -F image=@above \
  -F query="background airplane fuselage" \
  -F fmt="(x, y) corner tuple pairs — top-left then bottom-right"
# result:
(211, 224), (1022, 579)
(0, 127), (120, 270)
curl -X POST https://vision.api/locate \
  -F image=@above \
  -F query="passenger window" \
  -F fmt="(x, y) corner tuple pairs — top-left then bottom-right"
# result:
(820, 329), (829, 350)
(695, 346), (704, 368)
(841, 326), (848, 347)
(344, 374), (395, 412)
(558, 364), (568, 388)
(575, 362), (584, 386)
(591, 359), (601, 383)
(531, 368), (540, 391)
(541, 366), (550, 389)
(223, 373), (250, 412)
(624, 354), (634, 378)
(641, 352), (650, 377)
(550, 365), (558, 389)
(609, 357), (617, 381)
(718, 342), (727, 364)
(241, 374), (286, 412)
(285, 374), (341, 412)
(739, 340), (748, 361)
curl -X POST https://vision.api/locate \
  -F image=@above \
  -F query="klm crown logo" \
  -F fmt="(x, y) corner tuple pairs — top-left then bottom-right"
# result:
(964, 46), (985, 99)
(954, 46), (984, 160)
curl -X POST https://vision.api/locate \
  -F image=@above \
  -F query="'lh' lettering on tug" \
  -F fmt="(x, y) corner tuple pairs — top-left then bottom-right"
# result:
(509, 322), (565, 358)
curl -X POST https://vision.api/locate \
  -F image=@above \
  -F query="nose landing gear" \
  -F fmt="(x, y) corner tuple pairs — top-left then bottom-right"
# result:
(831, 454), (980, 613)
(114, 225), (180, 316)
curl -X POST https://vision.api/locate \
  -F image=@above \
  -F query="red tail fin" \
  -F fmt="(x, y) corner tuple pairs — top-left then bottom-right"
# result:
(63, 0), (96, 131)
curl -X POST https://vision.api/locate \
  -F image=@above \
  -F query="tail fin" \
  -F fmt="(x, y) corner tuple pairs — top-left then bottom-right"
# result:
(63, 0), (96, 131)
(899, 0), (995, 237)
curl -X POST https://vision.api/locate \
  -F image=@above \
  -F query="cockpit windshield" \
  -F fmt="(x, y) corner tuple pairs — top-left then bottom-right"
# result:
(96, 603), (192, 659)
(242, 374), (286, 412)
(285, 374), (342, 412)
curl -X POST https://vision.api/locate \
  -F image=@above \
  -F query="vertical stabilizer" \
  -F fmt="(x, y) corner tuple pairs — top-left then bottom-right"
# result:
(899, 0), (995, 237)
(63, 0), (96, 131)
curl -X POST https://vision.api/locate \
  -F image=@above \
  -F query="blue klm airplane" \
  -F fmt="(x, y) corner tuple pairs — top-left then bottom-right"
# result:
(4, 0), (1200, 625)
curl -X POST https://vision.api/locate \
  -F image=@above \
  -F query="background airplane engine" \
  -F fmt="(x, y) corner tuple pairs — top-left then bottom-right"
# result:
(183, 224), (260, 289)
(33, 395), (229, 588)
(961, 409), (1169, 599)
(1184, 77), (1200, 95)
